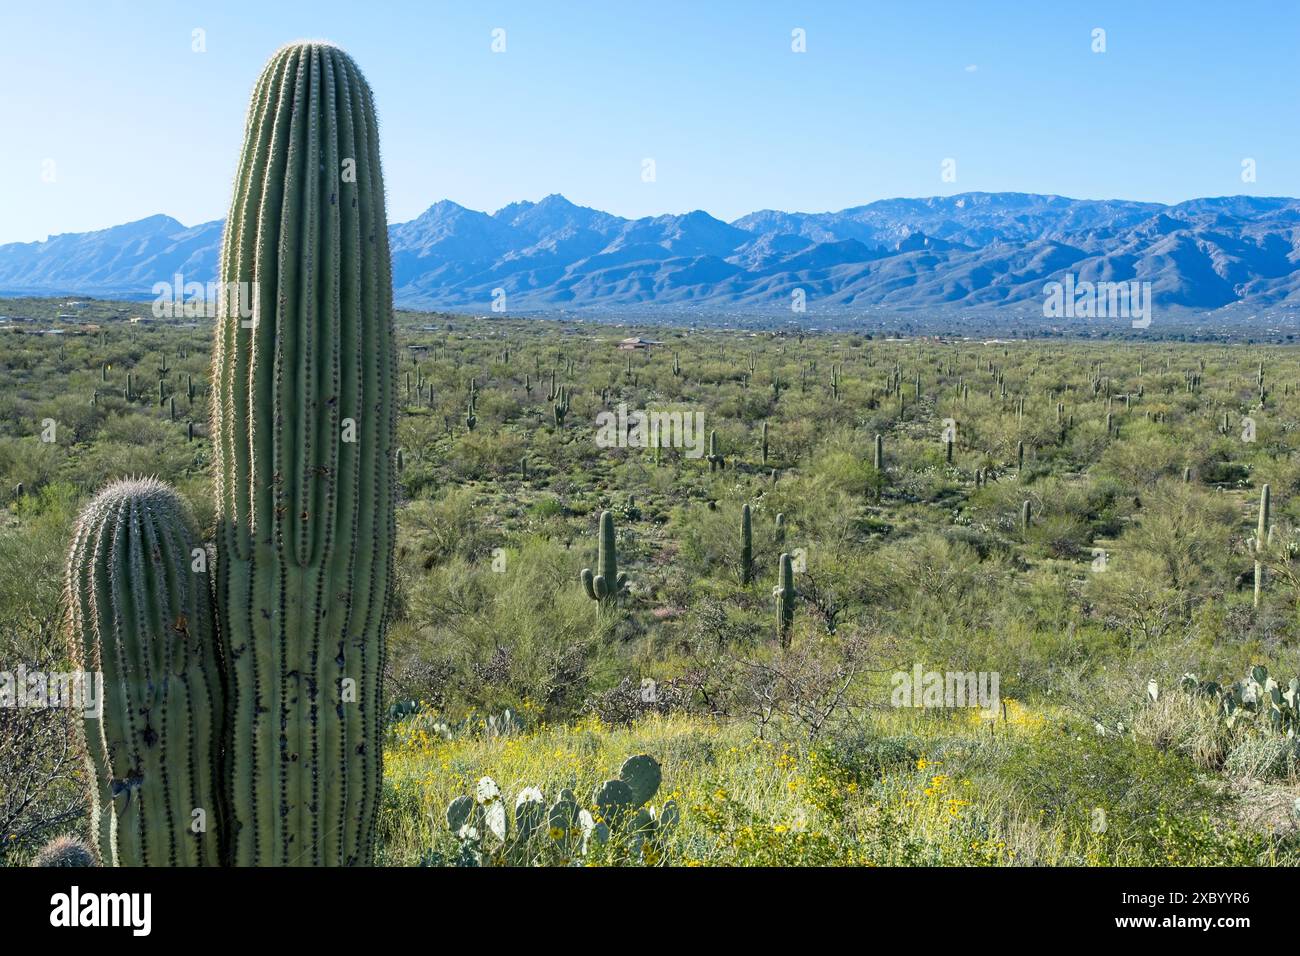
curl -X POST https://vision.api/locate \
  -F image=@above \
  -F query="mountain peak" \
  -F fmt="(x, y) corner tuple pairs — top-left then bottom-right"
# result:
(3, 192), (1299, 311)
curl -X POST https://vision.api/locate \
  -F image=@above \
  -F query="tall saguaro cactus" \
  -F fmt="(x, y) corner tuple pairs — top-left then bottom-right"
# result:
(1254, 483), (1271, 608)
(775, 552), (796, 647)
(211, 42), (397, 866)
(740, 503), (753, 585)
(65, 478), (223, 867)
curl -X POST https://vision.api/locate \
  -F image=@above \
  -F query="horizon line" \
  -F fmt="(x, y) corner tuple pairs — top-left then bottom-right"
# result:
(9, 189), (1298, 245)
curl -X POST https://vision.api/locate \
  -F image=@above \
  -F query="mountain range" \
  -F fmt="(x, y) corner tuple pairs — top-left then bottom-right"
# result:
(2, 192), (1299, 312)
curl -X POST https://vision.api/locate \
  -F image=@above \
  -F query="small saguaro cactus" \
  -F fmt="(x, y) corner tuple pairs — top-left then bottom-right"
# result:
(706, 430), (725, 471)
(581, 510), (627, 605)
(553, 385), (569, 426)
(873, 433), (884, 471)
(1021, 499), (1033, 534)
(1016, 440), (1025, 472)
(774, 512), (786, 547)
(775, 552), (797, 646)
(1254, 483), (1272, 608)
(740, 503), (753, 585)
(65, 478), (223, 867)
(761, 421), (769, 466)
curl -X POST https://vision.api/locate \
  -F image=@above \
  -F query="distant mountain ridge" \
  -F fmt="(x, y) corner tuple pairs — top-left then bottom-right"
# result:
(3, 192), (1299, 312)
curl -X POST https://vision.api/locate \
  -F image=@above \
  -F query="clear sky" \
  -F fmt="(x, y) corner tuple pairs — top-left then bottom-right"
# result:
(0, 0), (1296, 243)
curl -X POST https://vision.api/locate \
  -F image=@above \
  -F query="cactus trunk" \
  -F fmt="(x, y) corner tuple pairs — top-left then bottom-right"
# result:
(65, 478), (223, 866)
(211, 42), (397, 866)
(1255, 483), (1271, 608)
(775, 552), (796, 647)
(740, 503), (753, 585)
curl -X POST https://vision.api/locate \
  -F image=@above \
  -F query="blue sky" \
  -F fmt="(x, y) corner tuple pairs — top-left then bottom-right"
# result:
(0, 0), (1296, 243)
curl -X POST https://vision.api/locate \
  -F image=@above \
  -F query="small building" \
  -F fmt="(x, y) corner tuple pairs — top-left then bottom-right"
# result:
(617, 336), (663, 351)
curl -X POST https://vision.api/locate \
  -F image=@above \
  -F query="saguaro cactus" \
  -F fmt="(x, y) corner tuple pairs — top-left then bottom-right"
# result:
(1254, 483), (1271, 608)
(553, 385), (569, 426)
(581, 510), (627, 605)
(775, 552), (796, 647)
(65, 478), (223, 866)
(740, 503), (753, 585)
(706, 430), (725, 471)
(211, 42), (397, 866)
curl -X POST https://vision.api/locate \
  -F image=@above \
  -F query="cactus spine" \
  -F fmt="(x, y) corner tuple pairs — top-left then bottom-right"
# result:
(211, 42), (397, 866)
(65, 478), (223, 866)
(581, 510), (626, 605)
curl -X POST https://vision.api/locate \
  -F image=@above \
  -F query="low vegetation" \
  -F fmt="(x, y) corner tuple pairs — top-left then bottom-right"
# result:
(4, 297), (1300, 865)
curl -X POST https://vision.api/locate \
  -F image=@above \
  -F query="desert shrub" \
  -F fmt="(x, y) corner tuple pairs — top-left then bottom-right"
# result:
(1223, 736), (1300, 781)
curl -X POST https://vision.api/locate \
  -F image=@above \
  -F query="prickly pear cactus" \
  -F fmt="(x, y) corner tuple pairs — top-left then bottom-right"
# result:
(618, 754), (662, 806)
(442, 755), (675, 865)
